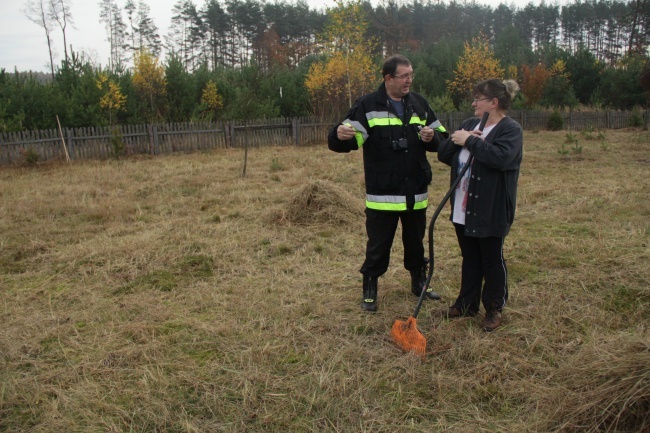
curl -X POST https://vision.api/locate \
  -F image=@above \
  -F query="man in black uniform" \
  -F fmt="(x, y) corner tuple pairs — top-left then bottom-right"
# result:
(328, 54), (448, 312)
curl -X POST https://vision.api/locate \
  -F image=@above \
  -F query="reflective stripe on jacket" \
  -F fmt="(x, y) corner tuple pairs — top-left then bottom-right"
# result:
(328, 83), (447, 212)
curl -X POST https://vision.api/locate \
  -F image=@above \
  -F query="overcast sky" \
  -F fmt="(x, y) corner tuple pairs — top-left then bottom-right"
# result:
(1, 0), (560, 73)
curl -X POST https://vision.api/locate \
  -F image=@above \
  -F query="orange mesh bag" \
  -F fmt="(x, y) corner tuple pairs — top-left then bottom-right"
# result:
(390, 316), (426, 358)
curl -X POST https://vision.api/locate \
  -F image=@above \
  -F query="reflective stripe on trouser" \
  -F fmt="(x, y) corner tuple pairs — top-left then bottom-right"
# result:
(360, 208), (427, 277)
(366, 193), (428, 211)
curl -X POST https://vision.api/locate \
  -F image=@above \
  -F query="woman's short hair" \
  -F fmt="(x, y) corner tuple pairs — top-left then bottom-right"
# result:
(473, 79), (520, 110)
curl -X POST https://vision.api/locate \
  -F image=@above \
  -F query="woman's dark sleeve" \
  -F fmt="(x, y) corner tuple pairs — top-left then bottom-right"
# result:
(437, 135), (456, 166)
(437, 118), (474, 166)
(464, 120), (523, 170)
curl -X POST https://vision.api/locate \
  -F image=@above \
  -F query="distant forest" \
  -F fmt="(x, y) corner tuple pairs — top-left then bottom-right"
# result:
(1, 0), (648, 132)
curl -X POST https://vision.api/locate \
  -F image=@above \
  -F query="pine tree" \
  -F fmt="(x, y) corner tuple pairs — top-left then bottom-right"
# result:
(99, 0), (128, 72)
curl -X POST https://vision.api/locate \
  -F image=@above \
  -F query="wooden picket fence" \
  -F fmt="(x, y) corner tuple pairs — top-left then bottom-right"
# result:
(0, 117), (332, 165)
(439, 109), (648, 132)
(0, 110), (647, 165)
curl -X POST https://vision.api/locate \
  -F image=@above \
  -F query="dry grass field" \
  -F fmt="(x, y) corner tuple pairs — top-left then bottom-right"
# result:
(1, 129), (648, 432)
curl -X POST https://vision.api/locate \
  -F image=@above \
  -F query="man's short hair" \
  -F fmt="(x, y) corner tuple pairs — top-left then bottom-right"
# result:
(382, 55), (411, 79)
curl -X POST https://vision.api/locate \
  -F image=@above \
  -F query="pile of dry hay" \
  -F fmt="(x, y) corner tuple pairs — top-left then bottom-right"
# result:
(536, 336), (649, 432)
(273, 179), (363, 226)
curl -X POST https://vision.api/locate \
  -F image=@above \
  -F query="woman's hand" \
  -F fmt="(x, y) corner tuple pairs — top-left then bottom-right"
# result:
(451, 129), (483, 147)
(451, 129), (471, 147)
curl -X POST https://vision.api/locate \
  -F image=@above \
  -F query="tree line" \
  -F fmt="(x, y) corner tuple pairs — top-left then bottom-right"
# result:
(92, 0), (650, 72)
(2, 0), (648, 133)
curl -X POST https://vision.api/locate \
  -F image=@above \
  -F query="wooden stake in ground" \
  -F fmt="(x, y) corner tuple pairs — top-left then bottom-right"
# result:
(242, 139), (248, 177)
(56, 115), (71, 163)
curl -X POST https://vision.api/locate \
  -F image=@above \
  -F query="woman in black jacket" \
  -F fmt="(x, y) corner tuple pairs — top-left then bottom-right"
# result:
(437, 78), (523, 332)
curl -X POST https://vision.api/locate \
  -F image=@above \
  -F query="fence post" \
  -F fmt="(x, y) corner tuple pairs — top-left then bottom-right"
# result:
(66, 128), (75, 160)
(148, 124), (160, 155)
(147, 124), (153, 154)
(292, 117), (299, 146)
(154, 125), (160, 155)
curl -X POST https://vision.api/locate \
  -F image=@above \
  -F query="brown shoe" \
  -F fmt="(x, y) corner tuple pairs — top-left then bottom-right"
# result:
(481, 310), (503, 332)
(444, 306), (477, 318)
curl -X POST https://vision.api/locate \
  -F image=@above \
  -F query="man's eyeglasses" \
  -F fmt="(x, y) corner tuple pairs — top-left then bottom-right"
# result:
(473, 97), (493, 103)
(392, 73), (415, 80)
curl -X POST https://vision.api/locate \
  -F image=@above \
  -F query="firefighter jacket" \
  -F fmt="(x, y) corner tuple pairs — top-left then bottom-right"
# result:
(437, 116), (523, 238)
(327, 83), (448, 212)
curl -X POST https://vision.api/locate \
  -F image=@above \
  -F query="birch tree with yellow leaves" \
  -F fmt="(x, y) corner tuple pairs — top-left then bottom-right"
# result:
(200, 80), (224, 121)
(132, 49), (167, 124)
(447, 33), (505, 103)
(305, 0), (378, 119)
(96, 73), (127, 126)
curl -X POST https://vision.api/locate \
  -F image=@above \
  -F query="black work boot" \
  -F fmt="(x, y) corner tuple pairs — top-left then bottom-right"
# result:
(410, 259), (441, 300)
(361, 275), (378, 312)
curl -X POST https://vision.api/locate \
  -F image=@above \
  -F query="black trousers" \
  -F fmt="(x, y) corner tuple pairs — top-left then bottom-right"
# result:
(360, 209), (427, 277)
(453, 223), (508, 313)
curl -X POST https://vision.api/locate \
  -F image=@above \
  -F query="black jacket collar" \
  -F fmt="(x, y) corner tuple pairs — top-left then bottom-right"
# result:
(376, 82), (425, 119)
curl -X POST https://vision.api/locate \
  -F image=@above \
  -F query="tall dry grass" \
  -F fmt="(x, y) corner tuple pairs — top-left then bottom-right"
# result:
(1, 130), (648, 432)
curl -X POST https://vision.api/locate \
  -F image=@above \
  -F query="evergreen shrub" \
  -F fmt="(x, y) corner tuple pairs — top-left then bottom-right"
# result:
(548, 111), (564, 131)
